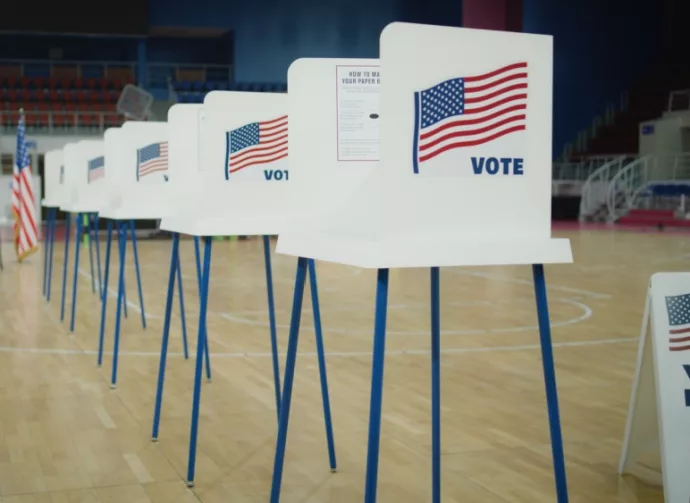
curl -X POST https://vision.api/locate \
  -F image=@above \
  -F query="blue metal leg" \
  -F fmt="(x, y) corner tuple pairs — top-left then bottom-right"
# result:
(532, 264), (570, 503)
(129, 220), (146, 329)
(47, 208), (56, 302)
(307, 259), (337, 471)
(430, 267), (441, 503)
(60, 213), (72, 322)
(94, 214), (102, 299)
(110, 223), (127, 389)
(118, 225), (128, 319)
(152, 233), (181, 441)
(88, 215), (96, 294)
(269, 257), (309, 503)
(186, 237), (213, 487)
(97, 221), (113, 367)
(194, 236), (212, 381)
(42, 212), (49, 297)
(363, 268), (390, 503)
(177, 235), (189, 360)
(263, 235), (281, 418)
(69, 214), (84, 333)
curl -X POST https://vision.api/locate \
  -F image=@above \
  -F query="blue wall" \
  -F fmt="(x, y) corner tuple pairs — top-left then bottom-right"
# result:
(148, 0), (463, 82)
(0, 34), (229, 64)
(523, 0), (664, 157)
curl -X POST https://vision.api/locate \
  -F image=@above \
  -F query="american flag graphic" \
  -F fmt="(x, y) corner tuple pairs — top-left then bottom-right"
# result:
(87, 156), (105, 183)
(225, 115), (287, 178)
(11, 114), (38, 261)
(664, 293), (690, 351)
(412, 62), (528, 174)
(137, 141), (168, 180)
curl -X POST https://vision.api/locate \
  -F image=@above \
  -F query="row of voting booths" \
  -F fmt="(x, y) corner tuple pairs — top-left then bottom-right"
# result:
(36, 22), (605, 503)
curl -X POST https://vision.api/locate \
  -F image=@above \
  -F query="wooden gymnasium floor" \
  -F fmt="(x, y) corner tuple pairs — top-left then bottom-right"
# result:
(0, 226), (679, 503)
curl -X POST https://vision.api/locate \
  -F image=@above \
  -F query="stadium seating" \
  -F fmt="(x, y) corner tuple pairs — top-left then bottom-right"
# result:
(0, 62), (133, 131)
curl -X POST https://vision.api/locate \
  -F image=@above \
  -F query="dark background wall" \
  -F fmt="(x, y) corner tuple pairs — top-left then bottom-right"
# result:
(522, 0), (665, 157)
(0, 34), (230, 65)
(2, 0), (683, 157)
(148, 0), (463, 82)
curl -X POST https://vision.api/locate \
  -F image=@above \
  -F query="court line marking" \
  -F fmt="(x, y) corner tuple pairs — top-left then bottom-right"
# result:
(451, 269), (612, 299)
(77, 267), (162, 319)
(217, 298), (593, 337)
(0, 336), (638, 358)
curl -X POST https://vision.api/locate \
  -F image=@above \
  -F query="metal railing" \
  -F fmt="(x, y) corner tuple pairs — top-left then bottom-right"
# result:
(667, 89), (690, 112)
(0, 110), (124, 134)
(605, 154), (690, 221)
(578, 156), (637, 222)
(553, 156), (620, 182)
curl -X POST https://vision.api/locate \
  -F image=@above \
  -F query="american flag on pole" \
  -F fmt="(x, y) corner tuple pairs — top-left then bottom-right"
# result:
(412, 62), (528, 174)
(11, 112), (38, 261)
(136, 141), (168, 180)
(87, 156), (105, 183)
(664, 293), (690, 351)
(225, 115), (287, 178)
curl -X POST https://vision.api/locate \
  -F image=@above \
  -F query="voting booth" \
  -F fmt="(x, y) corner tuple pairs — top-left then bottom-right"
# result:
(97, 121), (169, 387)
(41, 149), (64, 301)
(99, 121), (169, 220)
(270, 23), (572, 503)
(161, 91), (291, 236)
(61, 140), (105, 213)
(42, 149), (64, 209)
(158, 93), (336, 488)
(57, 140), (105, 331)
(620, 273), (690, 503)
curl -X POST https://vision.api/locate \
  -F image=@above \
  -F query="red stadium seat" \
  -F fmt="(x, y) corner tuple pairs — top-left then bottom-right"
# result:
(99, 78), (111, 90)
(7, 89), (18, 102)
(20, 77), (31, 89)
(36, 112), (50, 128)
(76, 102), (90, 111)
(75, 91), (86, 102)
(63, 91), (75, 102)
(6, 77), (17, 89)
(35, 90), (45, 102)
(89, 92), (101, 103)
(64, 103), (76, 112)
(33, 77), (44, 90)
(73, 78), (84, 89)
(47, 78), (59, 90)
(49, 103), (62, 111)
(48, 91), (60, 102)
(21, 90), (31, 102)
(36, 103), (49, 111)
(60, 78), (71, 90)
(53, 113), (72, 128)
(105, 114), (122, 127)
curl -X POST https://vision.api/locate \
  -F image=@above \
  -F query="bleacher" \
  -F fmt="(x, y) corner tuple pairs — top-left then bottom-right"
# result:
(0, 58), (285, 129)
(0, 60), (134, 132)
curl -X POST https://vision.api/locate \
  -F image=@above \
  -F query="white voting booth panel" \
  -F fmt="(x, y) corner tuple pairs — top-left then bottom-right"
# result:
(99, 121), (169, 220)
(42, 149), (63, 207)
(63, 140), (105, 213)
(620, 272), (690, 503)
(166, 104), (204, 198)
(99, 127), (122, 214)
(277, 24), (572, 268)
(161, 91), (289, 236)
(282, 58), (379, 226)
(60, 142), (90, 212)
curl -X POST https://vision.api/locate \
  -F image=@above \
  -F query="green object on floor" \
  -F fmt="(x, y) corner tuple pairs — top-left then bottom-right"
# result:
(82, 214), (90, 247)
